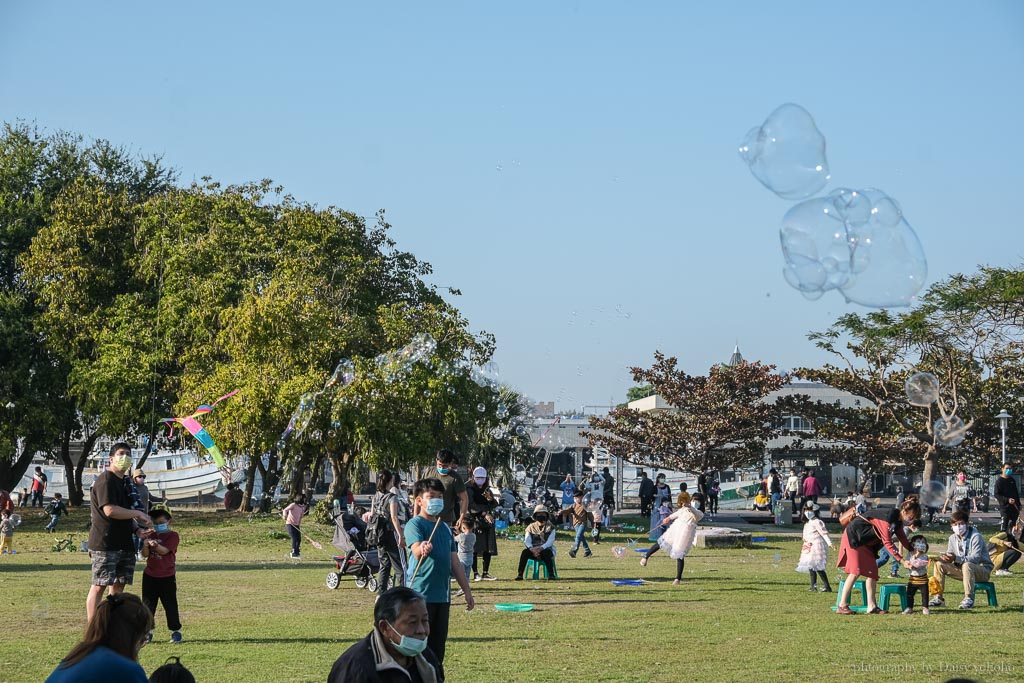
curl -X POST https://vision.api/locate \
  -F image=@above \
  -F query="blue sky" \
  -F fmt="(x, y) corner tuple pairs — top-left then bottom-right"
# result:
(2, 2), (1022, 410)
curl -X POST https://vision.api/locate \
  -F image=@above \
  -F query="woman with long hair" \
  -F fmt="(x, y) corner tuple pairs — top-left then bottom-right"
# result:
(46, 592), (153, 682)
(835, 495), (922, 615)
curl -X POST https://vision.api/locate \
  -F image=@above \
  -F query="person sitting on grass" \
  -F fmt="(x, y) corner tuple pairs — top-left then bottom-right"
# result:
(45, 593), (152, 683)
(515, 505), (556, 580)
(930, 510), (993, 610)
(328, 586), (444, 683)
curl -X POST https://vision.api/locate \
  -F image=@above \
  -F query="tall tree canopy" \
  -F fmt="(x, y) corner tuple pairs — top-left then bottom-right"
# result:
(585, 352), (785, 473)
(795, 265), (1024, 486)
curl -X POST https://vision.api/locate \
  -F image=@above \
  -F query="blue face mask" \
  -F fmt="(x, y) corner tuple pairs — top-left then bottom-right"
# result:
(436, 466), (449, 475)
(424, 498), (444, 516)
(154, 523), (169, 533)
(387, 622), (428, 657)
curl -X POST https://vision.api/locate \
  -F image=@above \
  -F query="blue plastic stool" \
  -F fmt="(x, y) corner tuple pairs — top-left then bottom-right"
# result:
(524, 556), (558, 579)
(879, 584), (908, 612)
(833, 578), (869, 613)
(974, 581), (998, 606)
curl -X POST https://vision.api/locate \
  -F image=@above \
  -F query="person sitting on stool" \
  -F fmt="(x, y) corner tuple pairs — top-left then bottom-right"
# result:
(515, 505), (556, 580)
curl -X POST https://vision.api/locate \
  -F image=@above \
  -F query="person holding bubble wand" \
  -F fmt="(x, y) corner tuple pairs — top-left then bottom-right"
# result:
(405, 478), (474, 665)
(639, 493), (704, 585)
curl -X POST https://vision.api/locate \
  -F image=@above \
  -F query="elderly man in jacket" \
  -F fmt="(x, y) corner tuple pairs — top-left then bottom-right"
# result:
(328, 586), (444, 683)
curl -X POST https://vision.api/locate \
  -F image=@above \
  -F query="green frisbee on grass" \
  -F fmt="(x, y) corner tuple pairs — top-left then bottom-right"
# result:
(494, 603), (535, 612)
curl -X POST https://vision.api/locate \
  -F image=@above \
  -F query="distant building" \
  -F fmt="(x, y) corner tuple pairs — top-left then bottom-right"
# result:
(531, 401), (555, 418)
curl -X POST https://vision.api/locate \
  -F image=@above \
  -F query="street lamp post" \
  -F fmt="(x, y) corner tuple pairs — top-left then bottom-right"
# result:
(996, 409), (1011, 466)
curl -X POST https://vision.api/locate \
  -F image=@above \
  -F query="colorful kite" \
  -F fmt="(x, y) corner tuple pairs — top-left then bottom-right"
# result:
(161, 389), (239, 481)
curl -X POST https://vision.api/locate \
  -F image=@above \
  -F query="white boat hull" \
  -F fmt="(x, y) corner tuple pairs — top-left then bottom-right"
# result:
(18, 448), (225, 501)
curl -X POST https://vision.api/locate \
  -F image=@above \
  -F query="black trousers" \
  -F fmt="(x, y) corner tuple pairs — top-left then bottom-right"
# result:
(471, 552), (492, 575)
(425, 601), (451, 664)
(645, 544), (685, 580)
(377, 537), (406, 590)
(142, 573), (181, 631)
(1000, 547), (1022, 571)
(517, 547), (555, 577)
(907, 582), (929, 609)
(999, 505), (1020, 533)
(708, 494), (719, 514)
(639, 495), (653, 517)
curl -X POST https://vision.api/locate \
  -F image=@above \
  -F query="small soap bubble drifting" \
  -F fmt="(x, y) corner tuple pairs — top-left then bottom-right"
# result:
(779, 188), (926, 307)
(739, 103), (830, 200)
(905, 372), (940, 407)
(934, 415), (968, 447)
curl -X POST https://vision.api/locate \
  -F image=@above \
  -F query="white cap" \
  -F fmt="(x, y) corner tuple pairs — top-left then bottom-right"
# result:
(473, 467), (487, 478)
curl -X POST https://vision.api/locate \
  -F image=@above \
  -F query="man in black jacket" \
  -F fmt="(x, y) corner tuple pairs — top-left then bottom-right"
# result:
(638, 472), (655, 518)
(328, 587), (444, 683)
(994, 464), (1020, 533)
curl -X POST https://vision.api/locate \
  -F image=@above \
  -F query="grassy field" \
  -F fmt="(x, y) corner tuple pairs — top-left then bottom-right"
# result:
(1, 508), (1020, 683)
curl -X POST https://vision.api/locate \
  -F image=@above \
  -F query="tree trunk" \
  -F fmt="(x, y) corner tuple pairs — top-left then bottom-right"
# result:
(135, 425), (159, 470)
(0, 438), (38, 492)
(69, 432), (100, 507)
(921, 447), (938, 493)
(238, 454), (256, 511)
(327, 450), (353, 502)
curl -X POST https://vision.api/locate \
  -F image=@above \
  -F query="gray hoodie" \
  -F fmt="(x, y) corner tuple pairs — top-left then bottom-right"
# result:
(945, 526), (993, 570)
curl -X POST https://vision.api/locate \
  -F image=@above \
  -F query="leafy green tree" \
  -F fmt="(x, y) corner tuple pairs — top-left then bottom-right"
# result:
(585, 352), (785, 473)
(797, 265), (1024, 487)
(1, 123), (173, 497)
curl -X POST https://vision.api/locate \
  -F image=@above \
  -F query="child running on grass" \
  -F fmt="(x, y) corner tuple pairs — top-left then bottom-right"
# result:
(640, 493), (703, 585)
(795, 502), (833, 592)
(142, 506), (183, 643)
(281, 493), (306, 559)
(45, 493), (69, 532)
(560, 489), (594, 558)
(902, 534), (931, 615)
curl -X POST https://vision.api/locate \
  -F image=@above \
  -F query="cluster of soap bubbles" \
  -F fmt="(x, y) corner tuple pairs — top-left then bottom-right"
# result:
(740, 103), (927, 308)
(904, 370), (968, 447)
(278, 334), (438, 449)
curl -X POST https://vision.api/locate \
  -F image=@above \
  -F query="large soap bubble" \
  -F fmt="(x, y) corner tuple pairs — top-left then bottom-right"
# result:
(934, 415), (967, 448)
(779, 188), (927, 307)
(739, 103), (830, 200)
(905, 372), (940, 407)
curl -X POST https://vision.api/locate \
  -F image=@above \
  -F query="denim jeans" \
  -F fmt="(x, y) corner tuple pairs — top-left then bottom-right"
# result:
(572, 524), (591, 553)
(45, 514), (59, 531)
(876, 547), (899, 573)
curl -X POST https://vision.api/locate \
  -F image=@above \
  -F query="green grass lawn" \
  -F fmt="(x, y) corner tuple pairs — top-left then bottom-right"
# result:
(1, 509), (1020, 682)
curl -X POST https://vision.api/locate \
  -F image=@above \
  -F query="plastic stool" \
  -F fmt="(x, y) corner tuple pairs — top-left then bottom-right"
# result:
(974, 581), (998, 606)
(832, 578), (869, 613)
(879, 584), (908, 612)
(524, 556), (558, 579)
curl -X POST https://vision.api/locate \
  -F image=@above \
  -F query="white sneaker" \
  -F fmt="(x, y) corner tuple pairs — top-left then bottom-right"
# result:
(995, 569), (1013, 576)
(928, 596), (944, 607)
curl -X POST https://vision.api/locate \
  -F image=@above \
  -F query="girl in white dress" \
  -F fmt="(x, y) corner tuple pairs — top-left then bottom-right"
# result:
(640, 493), (704, 585)
(795, 502), (833, 591)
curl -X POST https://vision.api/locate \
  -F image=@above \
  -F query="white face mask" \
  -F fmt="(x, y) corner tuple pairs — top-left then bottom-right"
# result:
(804, 511), (814, 520)
(474, 477), (486, 486)
(913, 542), (928, 552)
(952, 524), (967, 537)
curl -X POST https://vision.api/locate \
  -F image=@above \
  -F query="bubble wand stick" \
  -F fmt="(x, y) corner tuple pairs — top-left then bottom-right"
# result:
(408, 516), (443, 584)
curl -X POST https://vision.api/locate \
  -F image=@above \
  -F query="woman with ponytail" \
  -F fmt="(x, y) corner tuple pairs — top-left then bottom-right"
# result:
(46, 593), (152, 682)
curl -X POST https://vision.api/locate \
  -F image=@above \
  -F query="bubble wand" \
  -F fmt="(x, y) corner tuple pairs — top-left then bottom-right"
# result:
(408, 516), (443, 584)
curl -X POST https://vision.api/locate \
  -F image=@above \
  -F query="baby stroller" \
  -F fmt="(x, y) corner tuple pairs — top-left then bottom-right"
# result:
(325, 509), (380, 591)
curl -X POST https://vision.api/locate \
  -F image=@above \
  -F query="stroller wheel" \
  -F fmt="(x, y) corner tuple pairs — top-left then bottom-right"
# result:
(367, 576), (379, 592)
(354, 576), (368, 589)
(325, 572), (341, 590)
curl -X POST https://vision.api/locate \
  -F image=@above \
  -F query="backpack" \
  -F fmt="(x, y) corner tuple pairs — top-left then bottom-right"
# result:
(365, 493), (394, 547)
(846, 515), (881, 549)
(44, 500), (59, 515)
